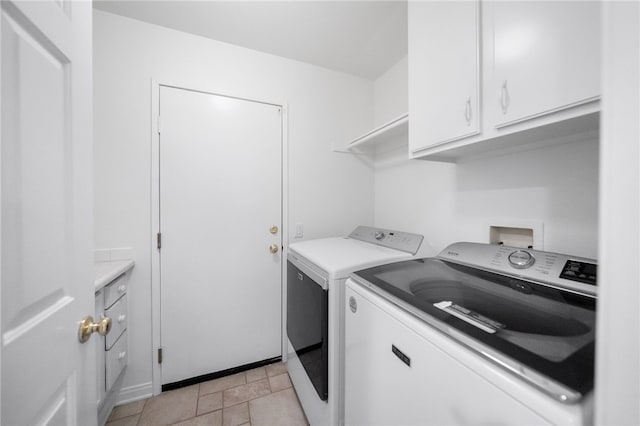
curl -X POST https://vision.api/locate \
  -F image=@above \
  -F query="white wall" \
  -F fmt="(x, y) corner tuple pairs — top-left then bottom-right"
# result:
(375, 139), (599, 258)
(372, 59), (598, 259)
(93, 10), (374, 398)
(373, 55), (408, 126)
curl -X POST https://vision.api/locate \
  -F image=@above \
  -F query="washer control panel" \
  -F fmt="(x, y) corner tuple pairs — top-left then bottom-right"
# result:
(508, 250), (535, 269)
(348, 226), (424, 255)
(559, 259), (597, 286)
(438, 242), (597, 296)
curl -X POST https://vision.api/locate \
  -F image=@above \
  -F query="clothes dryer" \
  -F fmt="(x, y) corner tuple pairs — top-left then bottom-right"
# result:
(287, 226), (427, 426)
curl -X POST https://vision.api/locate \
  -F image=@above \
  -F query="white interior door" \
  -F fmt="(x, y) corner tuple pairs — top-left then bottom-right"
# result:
(1, 1), (95, 425)
(159, 86), (282, 385)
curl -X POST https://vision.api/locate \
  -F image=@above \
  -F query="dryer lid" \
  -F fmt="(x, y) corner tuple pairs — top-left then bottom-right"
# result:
(289, 237), (411, 280)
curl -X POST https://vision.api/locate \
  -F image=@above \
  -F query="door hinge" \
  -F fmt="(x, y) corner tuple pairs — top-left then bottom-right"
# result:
(157, 232), (162, 249)
(158, 347), (163, 364)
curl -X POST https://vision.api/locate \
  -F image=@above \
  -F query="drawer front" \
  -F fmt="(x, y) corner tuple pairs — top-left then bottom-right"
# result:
(104, 274), (127, 309)
(105, 295), (127, 350)
(106, 330), (128, 392)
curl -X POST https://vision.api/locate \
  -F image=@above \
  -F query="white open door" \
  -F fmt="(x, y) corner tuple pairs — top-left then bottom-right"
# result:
(159, 86), (282, 386)
(1, 1), (95, 425)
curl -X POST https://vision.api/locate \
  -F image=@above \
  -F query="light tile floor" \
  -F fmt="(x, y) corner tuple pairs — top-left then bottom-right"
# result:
(106, 362), (308, 426)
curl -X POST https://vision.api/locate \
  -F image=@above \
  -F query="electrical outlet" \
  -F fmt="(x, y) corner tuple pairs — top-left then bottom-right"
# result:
(295, 223), (304, 238)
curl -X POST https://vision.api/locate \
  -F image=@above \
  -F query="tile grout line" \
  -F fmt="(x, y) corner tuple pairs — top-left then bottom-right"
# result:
(247, 375), (268, 426)
(126, 364), (291, 426)
(135, 398), (146, 426)
(105, 412), (141, 426)
(254, 371), (272, 426)
(248, 399), (254, 426)
(194, 388), (200, 420)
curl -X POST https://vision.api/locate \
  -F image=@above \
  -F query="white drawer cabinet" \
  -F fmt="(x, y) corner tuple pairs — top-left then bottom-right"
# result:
(95, 269), (131, 425)
(104, 273), (128, 308)
(96, 274), (129, 395)
(409, 0), (480, 153)
(106, 330), (128, 391)
(490, 1), (601, 127)
(105, 295), (128, 350)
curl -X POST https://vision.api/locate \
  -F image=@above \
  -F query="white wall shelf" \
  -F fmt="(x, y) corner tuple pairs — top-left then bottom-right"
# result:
(334, 113), (408, 154)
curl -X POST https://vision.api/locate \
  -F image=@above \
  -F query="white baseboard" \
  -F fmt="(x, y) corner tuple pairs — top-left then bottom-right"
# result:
(116, 382), (153, 406)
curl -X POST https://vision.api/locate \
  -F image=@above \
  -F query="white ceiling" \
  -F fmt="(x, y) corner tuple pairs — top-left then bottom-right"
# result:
(93, 1), (408, 80)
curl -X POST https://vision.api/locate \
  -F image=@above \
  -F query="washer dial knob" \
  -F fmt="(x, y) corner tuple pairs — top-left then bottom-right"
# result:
(374, 231), (385, 240)
(508, 250), (535, 269)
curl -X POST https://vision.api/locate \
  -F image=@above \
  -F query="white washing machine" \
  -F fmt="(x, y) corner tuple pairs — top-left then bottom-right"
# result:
(345, 242), (596, 425)
(286, 226), (428, 426)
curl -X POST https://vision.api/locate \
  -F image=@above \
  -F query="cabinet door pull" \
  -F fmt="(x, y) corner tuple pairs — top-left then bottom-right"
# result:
(465, 97), (472, 126)
(499, 81), (509, 114)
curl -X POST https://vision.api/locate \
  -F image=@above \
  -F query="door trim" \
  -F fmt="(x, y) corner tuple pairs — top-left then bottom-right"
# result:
(0, 7), (4, 419)
(150, 79), (289, 396)
(0, 7), (4, 420)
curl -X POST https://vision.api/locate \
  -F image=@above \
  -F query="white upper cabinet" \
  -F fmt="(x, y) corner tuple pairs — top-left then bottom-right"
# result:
(490, 1), (601, 127)
(408, 0), (601, 161)
(409, 1), (480, 154)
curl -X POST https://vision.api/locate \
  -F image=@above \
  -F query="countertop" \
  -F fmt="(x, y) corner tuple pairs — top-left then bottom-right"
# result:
(94, 259), (135, 292)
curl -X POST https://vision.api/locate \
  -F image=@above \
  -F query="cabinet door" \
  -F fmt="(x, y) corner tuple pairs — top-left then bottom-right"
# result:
(491, 1), (600, 127)
(409, 1), (480, 153)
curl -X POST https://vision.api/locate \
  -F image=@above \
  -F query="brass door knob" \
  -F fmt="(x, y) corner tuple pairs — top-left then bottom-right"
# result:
(269, 244), (279, 254)
(78, 315), (112, 343)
